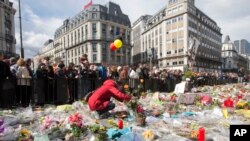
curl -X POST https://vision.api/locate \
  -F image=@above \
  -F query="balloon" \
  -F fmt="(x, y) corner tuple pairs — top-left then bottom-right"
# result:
(114, 39), (123, 48)
(110, 43), (117, 51)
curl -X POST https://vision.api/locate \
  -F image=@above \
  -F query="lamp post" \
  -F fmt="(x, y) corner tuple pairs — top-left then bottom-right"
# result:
(18, 0), (24, 58)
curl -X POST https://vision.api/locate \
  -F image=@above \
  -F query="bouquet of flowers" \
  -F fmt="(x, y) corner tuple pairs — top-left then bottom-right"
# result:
(0, 119), (4, 134)
(68, 113), (86, 137)
(41, 116), (53, 130)
(17, 129), (33, 141)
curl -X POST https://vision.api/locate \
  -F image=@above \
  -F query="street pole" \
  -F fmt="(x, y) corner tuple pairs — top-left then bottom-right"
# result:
(18, 0), (24, 58)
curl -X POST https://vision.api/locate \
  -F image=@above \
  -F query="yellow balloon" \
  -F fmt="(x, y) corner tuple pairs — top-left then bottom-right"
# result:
(114, 39), (123, 48)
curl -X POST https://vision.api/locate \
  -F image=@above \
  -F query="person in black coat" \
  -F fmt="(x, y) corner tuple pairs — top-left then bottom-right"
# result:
(0, 53), (13, 108)
(66, 63), (78, 102)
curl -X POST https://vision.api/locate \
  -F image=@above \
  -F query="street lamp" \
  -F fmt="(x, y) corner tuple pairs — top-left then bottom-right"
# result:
(18, 0), (24, 58)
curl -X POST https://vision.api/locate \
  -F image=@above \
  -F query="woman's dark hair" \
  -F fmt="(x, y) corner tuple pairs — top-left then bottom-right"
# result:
(68, 62), (74, 69)
(58, 63), (65, 69)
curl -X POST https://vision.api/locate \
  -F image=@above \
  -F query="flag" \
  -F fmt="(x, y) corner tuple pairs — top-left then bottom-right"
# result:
(83, 0), (93, 10)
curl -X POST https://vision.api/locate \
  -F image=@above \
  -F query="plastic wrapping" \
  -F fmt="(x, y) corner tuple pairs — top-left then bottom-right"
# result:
(72, 101), (85, 111)
(119, 132), (144, 141)
(0, 126), (18, 141)
(56, 105), (73, 112)
(159, 134), (193, 141)
(17, 106), (35, 124)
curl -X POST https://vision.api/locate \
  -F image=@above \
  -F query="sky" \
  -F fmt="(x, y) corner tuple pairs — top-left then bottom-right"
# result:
(11, 0), (250, 58)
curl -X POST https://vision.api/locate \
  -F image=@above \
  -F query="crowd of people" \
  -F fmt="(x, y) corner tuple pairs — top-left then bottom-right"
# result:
(0, 52), (249, 108)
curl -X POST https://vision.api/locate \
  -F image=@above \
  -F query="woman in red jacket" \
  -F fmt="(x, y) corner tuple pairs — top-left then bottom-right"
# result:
(88, 79), (131, 118)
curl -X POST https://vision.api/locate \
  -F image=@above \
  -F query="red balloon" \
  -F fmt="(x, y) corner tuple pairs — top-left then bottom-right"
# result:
(110, 43), (117, 51)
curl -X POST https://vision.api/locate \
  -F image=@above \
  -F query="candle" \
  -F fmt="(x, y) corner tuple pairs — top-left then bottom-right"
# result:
(198, 127), (205, 141)
(117, 119), (123, 129)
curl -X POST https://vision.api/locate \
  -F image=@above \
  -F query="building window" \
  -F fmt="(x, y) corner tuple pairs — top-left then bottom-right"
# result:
(71, 33), (73, 46)
(110, 26), (114, 36)
(102, 43), (106, 53)
(68, 35), (69, 47)
(173, 62), (178, 65)
(178, 16), (183, 21)
(179, 61), (184, 64)
(75, 31), (77, 44)
(166, 20), (171, 25)
(68, 51), (70, 57)
(228, 61), (231, 69)
(167, 51), (171, 54)
(173, 7), (178, 13)
(178, 48), (184, 52)
(92, 13), (97, 19)
(92, 43), (97, 52)
(155, 29), (158, 36)
(86, 45), (88, 53)
(102, 23), (106, 37)
(102, 54), (107, 62)
(81, 27), (84, 40)
(101, 14), (106, 20)
(116, 27), (120, 35)
(85, 25), (88, 38)
(172, 18), (177, 23)
(172, 39), (176, 43)
(78, 29), (80, 42)
(168, 10), (172, 15)
(92, 23), (97, 38)
(93, 54), (97, 62)
(167, 63), (170, 66)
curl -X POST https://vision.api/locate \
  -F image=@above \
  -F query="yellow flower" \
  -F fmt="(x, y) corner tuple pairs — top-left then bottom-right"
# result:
(124, 84), (129, 89)
(142, 130), (154, 139)
(191, 130), (198, 138)
(20, 129), (31, 136)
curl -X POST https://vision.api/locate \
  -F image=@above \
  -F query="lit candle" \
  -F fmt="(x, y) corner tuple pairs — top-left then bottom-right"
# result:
(117, 119), (123, 129)
(198, 127), (205, 141)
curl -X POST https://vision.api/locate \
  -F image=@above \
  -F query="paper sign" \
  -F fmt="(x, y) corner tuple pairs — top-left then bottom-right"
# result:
(174, 82), (186, 95)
